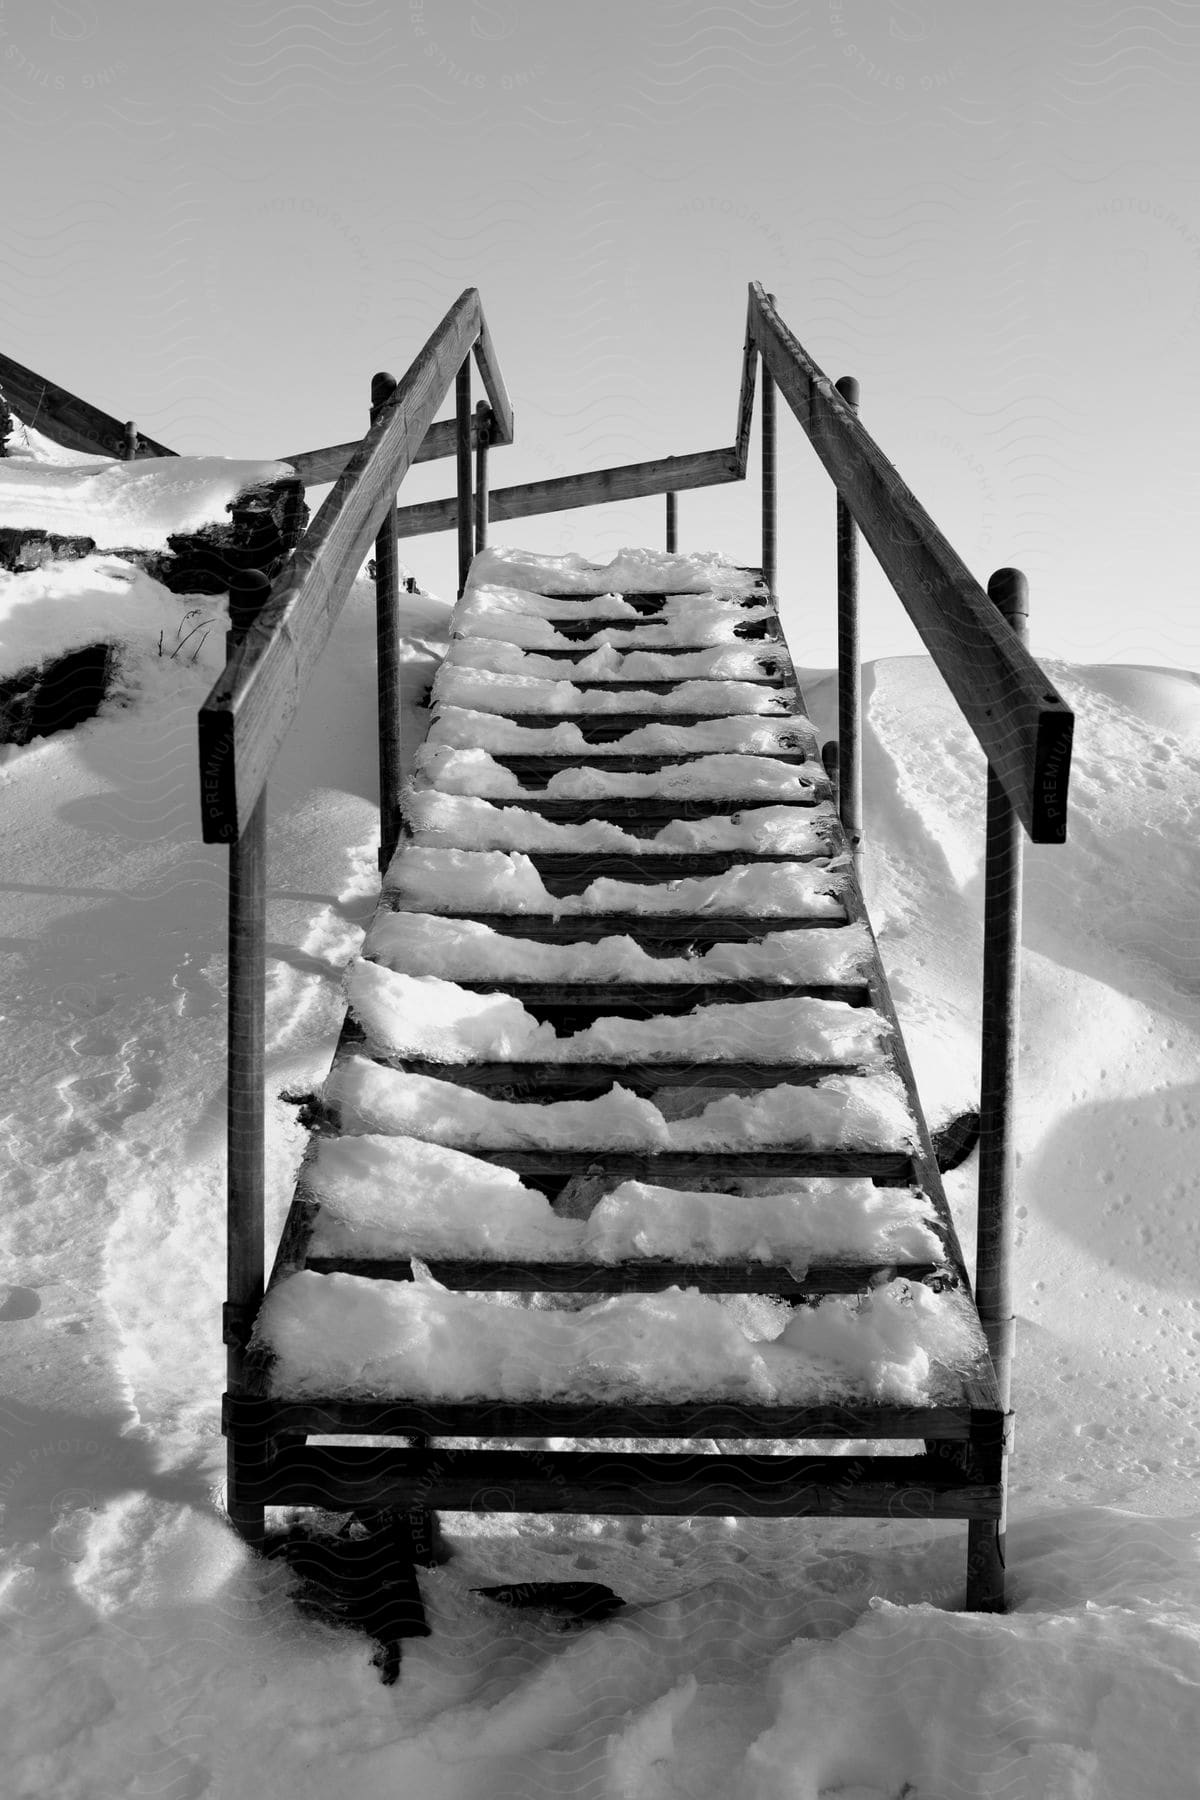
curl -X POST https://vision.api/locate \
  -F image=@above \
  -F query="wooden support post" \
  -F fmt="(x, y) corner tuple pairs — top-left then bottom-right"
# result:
(224, 572), (271, 1549)
(761, 358), (776, 594)
(371, 373), (404, 873)
(123, 420), (138, 461)
(966, 565), (1028, 1612)
(474, 400), (491, 553)
(821, 739), (840, 813)
(835, 375), (862, 864)
(455, 359), (473, 597)
(665, 491), (677, 553)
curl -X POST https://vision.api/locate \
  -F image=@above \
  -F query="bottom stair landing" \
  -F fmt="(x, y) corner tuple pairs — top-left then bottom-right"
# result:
(224, 544), (1006, 1673)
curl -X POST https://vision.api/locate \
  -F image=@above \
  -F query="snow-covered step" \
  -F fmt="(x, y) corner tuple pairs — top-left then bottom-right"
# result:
(425, 706), (819, 760)
(441, 638), (791, 685)
(345, 963), (891, 1071)
(400, 792), (839, 860)
(431, 666), (798, 718)
(279, 1138), (950, 1297)
(412, 745), (829, 802)
(252, 1267), (990, 1412)
(382, 847), (848, 922)
(363, 912), (873, 989)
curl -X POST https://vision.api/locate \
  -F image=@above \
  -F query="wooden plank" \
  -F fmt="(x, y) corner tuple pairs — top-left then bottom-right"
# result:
(198, 289), (482, 842)
(487, 849), (839, 887)
(748, 284), (1073, 843)
(472, 300), (515, 446)
(442, 981), (869, 1011)
(303, 1256), (943, 1295)
(393, 446), (742, 538)
(433, 794), (827, 823)
(490, 745), (820, 779)
(240, 1445), (1003, 1519)
(225, 1392), (985, 1441)
(448, 711), (797, 736)
(359, 1058), (872, 1096)
(454, 1149), (917, 1182)
(0, 348), (176, 459)
(280, 417), (483, 486)
(733, 292), (759, 477)
(381, 912), (849, 942)
(278, 298), (512, 485)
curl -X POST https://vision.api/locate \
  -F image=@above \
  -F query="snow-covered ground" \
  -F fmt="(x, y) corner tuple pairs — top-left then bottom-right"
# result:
(2, 544), (1200, 1798)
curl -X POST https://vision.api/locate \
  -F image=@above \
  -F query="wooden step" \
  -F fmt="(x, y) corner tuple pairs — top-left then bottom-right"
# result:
(382, 911), (849, 942)
(232, 1442), (1002, 1520)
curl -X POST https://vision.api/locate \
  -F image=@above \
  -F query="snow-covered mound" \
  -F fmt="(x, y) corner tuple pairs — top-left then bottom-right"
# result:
(2, 534), (1199, 1797)
(0, 450), (299, 549)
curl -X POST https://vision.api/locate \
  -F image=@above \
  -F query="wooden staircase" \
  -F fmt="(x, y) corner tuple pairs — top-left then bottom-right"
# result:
(225, 546), (1005, 1655)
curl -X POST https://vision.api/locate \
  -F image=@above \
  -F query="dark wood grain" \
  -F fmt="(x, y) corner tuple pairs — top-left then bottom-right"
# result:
(199, 289), (483, 841)
(748, 284), (1073, 843)
(0, 348), (176, 459)
(394, 446), (741, 537)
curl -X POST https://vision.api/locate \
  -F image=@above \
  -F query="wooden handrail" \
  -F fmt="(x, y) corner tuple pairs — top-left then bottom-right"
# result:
(0, 347), (177, 459)
(393, 446), (741, 538)
(199, 287), (489, 841)
(279, 312), (513, 487)
(747, 284), (1072, 844)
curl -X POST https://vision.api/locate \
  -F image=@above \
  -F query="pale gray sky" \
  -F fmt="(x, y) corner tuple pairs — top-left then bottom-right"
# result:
(3, 0), (1198, 666)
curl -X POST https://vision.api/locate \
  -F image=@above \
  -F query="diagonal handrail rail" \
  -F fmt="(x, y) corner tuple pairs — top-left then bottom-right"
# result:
(198, 287), (497, 842)
(0, 347), (177, 459)
(277, 312), (514, 486)
(747, 283), (1072, 844)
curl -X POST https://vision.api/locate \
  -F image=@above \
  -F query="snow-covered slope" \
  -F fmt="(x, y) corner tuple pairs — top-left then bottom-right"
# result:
(1, 551), (1198, 1798)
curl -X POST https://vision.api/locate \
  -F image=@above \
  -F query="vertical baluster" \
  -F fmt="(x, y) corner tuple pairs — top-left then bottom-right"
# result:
(761, 360), (776, 594)
(474, 399), (491, 554)
(834, 375), (862, 865)
(371, 373), (403, 873)
(223, 568), (272, 1548)
(665, 491), (677, 553)
(456, 360), (473, 597)
(966, 565), (1028, 1613)
(123, 420), (138, 460)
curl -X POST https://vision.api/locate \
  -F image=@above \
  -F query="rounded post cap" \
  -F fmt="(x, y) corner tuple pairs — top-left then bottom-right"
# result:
(370, 371), (398, 412)
(228, 567), (272, 635)
(987, 566), (1029, 626)
(835, 375), (860, 408)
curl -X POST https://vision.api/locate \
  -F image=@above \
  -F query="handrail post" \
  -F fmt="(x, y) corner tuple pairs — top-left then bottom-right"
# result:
(224, 569), (271, 1549)
(761, 355), (776, 593)
(665, 491), (677, 553)
(835, 375), (862, 865)
(371, 372), (403, 872)
(123, 420), (138, 460)
(456, 358), (473, 596)
(474, 399), (491, 553)
(967, 564), (1028, 1612)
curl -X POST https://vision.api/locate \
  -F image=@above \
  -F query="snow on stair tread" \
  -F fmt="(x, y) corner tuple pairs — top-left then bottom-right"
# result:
(451, 609), (775, 651)
(253, 1266), (988, 1408)
(432, 666), (796, 717)
(426, 707), (818, 759)
(324, 1054), (917, 1152)
(400, 791), (837, 858)
(345, 964), (890, 1068)
(442, 638), (787, 684)
(452, 580), (771, 628)
(382, 848), (846, 919)
(413, 746), (827, 801)
(467, 545), (765, 597)
(301, 1137), (943, 1269)
(363, 913), (873, 986)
